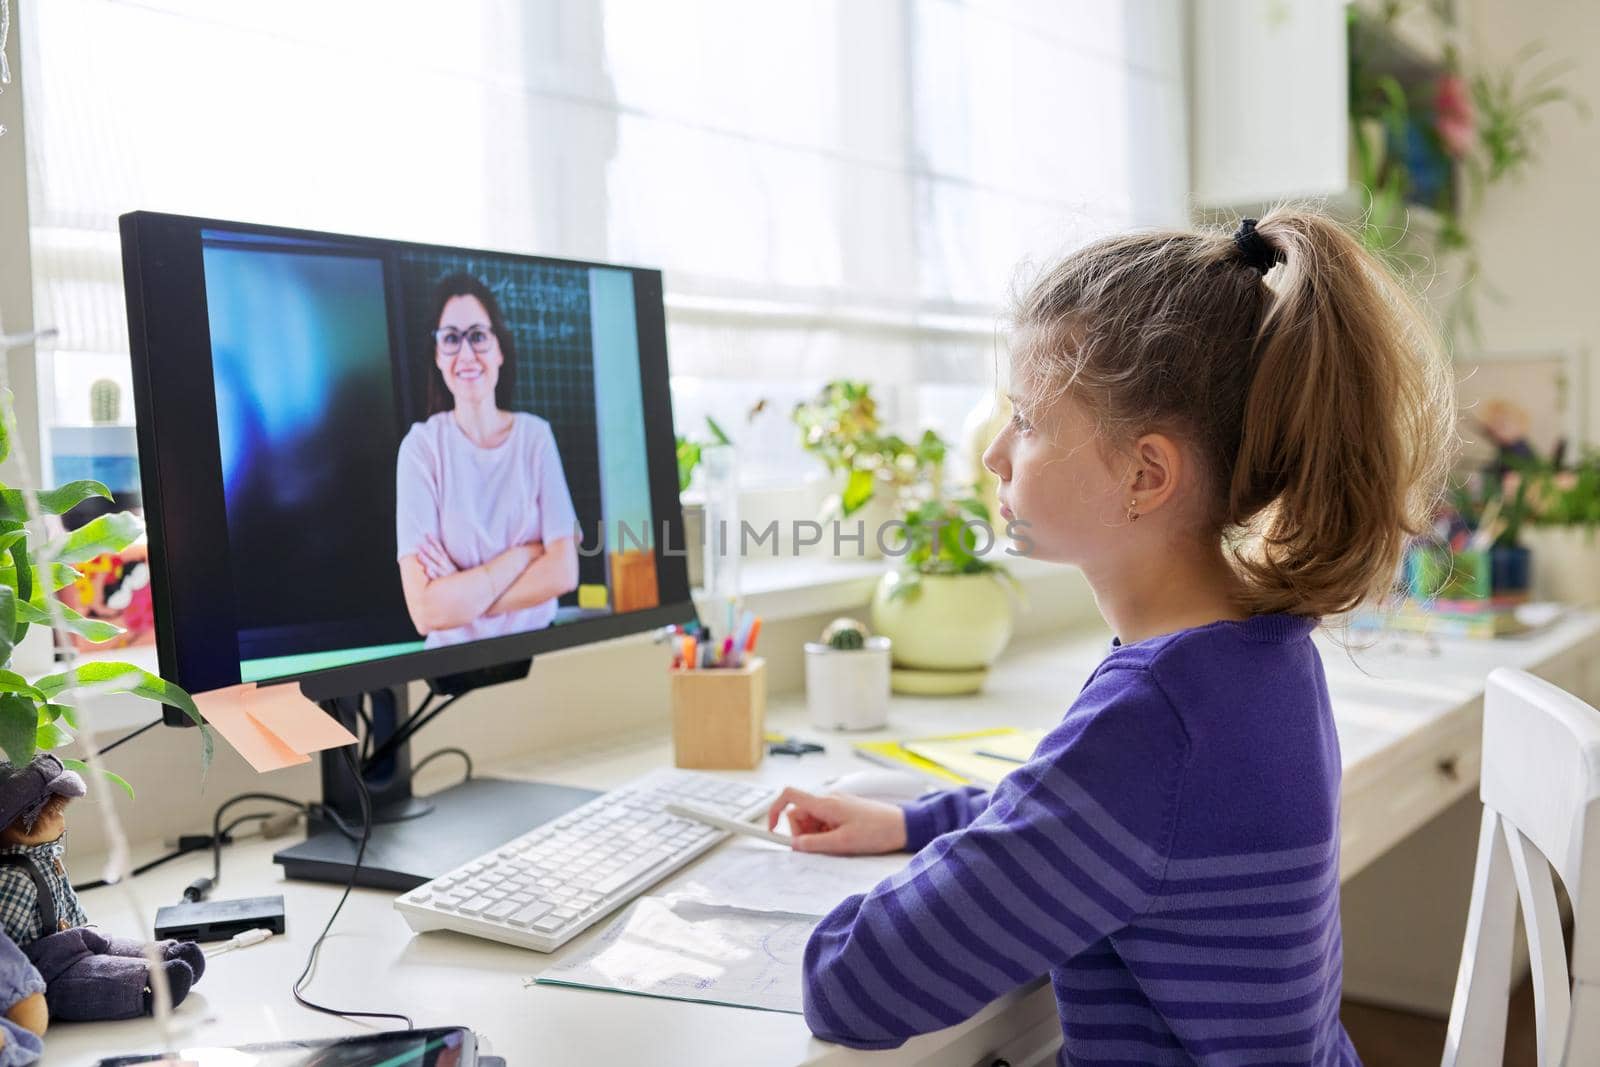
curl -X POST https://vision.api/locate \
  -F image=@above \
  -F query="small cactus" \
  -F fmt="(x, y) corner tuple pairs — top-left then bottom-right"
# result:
(90, 379), (121, 425)
(821, 617), (870, 651)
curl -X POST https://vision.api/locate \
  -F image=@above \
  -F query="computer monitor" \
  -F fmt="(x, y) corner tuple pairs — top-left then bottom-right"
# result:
(119, 211), (695, 888)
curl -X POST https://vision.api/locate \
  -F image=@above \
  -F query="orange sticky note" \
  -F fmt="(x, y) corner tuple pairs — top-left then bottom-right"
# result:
(194, 685), (311, 773)
(244, 685), (357, 755)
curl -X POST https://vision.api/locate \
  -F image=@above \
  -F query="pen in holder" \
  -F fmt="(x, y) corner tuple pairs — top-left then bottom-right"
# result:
(671, 657), (766, 770)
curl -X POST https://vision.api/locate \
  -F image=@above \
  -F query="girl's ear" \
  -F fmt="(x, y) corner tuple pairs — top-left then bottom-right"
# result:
(1129, 433), (1184, 517)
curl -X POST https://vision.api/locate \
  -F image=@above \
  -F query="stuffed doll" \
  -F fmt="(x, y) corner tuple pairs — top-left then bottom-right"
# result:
(0, 755), (206, 1021)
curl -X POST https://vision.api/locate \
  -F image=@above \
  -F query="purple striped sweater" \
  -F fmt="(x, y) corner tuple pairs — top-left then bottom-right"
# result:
(802, 614), (1360, 1065)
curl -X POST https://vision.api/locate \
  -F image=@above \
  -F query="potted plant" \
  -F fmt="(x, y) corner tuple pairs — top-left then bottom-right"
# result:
(791, 381), (943, 561)
(0, 393), (209, 791)
(1520, 449), (1600, 605)
(870, 492), (1020, 695)
(803, 617), (891, 731)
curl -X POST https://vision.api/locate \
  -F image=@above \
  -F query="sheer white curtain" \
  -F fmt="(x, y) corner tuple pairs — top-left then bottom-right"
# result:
(23, 0), (1188, 486)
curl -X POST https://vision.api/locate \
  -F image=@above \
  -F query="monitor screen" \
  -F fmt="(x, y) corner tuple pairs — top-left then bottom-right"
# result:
(120, 212), (691, 698)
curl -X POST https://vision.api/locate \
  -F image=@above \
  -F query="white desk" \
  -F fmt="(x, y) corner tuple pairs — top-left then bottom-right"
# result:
(48, 614), (1600, 1066)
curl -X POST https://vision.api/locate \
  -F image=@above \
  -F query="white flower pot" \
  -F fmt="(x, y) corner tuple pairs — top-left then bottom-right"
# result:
(1520, 525), (1600, 606)
(804, 637), (892, 731)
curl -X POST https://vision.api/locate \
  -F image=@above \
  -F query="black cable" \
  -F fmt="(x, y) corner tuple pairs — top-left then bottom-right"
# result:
(98, 717), (162, 757)
(210, 812), (275, 880)
(361, 693), (461, 773)
(76, 801), (301, 895)
(411, 747), (473, 786)
(72, 840), (206, 893)
(292, 746), (413, 1030)
(372, 693), (456, 768)
(413, 691), (437, 722)
(308, 802), (367, 841)
(188, 793), (308, 902)
(353, 695), (374, 766)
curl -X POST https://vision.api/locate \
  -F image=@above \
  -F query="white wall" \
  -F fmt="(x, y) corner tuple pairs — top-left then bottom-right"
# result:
(1463, 0), (1600, 446)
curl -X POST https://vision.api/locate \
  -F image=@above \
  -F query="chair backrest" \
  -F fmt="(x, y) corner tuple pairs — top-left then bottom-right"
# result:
(1442, 668), (1600, 1067)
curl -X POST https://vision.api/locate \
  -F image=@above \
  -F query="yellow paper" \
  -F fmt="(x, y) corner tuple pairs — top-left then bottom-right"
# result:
(903, 729), (1048, 788)
(578, 583), (609, 609)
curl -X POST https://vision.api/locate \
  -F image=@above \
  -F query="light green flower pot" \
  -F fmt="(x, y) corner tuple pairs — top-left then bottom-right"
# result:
(869, 571), (1013, 693)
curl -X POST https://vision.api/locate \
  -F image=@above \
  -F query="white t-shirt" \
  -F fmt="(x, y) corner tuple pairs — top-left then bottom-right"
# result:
(395, 411), (579, 648)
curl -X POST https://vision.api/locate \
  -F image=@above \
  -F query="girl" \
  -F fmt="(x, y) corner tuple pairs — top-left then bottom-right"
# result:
(767, 210), (1454, 1064)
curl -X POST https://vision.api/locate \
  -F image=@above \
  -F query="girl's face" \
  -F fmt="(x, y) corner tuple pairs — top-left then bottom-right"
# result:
(982, 371), (1132, 567)
(435, 294), (503, 405)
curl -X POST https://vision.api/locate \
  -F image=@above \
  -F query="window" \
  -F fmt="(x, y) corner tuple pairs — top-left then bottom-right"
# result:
(22, 0), (1187, 492)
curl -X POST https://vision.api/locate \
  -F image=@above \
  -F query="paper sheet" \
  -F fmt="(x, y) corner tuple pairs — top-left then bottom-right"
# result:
(244, 685), (358, 754)
(665, 840), (907, 917)
(194, 682), (358, 772)
(535, 842), (916, 1013)
(195, 686), (311, 772)
(537, 896), (816, 1014)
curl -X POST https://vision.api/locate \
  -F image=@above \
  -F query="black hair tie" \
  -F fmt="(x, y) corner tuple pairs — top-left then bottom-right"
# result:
(1233, 218), (1283, 275)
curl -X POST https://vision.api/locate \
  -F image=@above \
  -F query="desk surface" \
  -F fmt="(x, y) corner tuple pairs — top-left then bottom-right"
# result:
(48, 614), (1600, 1065)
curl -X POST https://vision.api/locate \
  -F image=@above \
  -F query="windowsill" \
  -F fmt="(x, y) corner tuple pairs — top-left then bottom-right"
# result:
(696, 551), (1073, 623)
(65, 552), (1089, 735)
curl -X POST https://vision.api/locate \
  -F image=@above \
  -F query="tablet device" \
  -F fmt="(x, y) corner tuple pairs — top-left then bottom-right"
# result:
(94, 1026), (491, 1066)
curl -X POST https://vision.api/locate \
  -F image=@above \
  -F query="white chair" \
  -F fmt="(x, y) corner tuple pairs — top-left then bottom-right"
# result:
(1441, 668), (1600, 1067)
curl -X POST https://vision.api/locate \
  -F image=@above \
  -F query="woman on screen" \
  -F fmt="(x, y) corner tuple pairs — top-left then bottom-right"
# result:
(396, 273), (579, 647)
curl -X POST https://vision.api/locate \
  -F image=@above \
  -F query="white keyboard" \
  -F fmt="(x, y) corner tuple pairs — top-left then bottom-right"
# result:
(394, 769), (776, 952)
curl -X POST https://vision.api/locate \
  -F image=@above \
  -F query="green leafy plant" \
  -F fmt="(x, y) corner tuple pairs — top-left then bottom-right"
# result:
(1526, 450), (1600, 533)
(792, 380), (946, 517)
(1472, 46), (1589, 185)
(675, 415), (731, 493)
(0, 393), (209, 795)
(883, 496), (1018, 602)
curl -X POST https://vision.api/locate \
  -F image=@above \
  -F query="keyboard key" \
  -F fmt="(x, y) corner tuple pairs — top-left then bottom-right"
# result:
(510, 901), (554, 927)
(485, 900), (520, 921)
(396, 770), (778, 951)
(593, 849), (671, 895)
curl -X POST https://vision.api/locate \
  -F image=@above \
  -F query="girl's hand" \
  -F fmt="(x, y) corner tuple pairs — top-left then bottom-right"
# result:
(766, 786), (908, 855)
(418, 535), (458, 580)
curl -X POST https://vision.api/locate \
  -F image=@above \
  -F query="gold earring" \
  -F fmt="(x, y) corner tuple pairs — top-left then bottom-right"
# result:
(1127, 499), (1140, 523)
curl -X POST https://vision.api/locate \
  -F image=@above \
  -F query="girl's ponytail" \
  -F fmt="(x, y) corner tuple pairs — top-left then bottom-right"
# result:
(1228, 210), (1454, 617)
(1012, 207), (1455, 619)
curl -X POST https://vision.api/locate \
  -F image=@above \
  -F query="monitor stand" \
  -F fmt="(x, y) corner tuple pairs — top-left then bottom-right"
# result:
(273, 675), (599, 891)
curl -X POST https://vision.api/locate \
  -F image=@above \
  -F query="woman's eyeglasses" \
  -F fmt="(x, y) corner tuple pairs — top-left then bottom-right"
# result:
(434, 325), (495, 355)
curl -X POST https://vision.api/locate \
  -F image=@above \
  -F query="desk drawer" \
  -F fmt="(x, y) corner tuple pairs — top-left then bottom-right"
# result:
(1340, 704), (1482, 882)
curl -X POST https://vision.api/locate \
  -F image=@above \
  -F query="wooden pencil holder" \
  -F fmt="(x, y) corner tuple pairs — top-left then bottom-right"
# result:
(671, 657), (766, 770)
